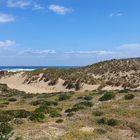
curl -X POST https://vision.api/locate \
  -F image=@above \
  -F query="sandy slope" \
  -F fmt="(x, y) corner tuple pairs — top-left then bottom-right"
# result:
(0, 72), (126, 93)
(0, 72), (100, 93)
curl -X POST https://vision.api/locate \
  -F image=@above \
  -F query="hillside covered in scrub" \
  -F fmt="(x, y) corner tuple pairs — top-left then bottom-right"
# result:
(0, 58), (140, 140)
(0, 58), (140, 93)
(0, 83), (140, 140)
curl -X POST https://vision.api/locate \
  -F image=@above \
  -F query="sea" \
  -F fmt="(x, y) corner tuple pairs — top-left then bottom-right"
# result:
(0, 66), (81, 72)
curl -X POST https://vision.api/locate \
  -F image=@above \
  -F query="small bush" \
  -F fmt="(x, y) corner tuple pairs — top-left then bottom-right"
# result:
(94, 128), (107, 134)
(77, 96), (83, 99)
(0, 123), (13, 140)
(65, 101), (93, 113)
(49, 111), (61, 118)
(97, 117), (107, 125)
(119, 89), (129, 93)
(58, 94), (71, 101)
(15, 137), (23, 140)
(84, 96), (92, 101)
(65, 108), (78, 113)
(124, 94), (135, 100)
(0, 114), (13, 123)
(67, 112), (74, 117)
(8, 98), (17, 102)
(107, 118), (118, 126)
(74, 101), (93, 108)
(4, 110), (31, 118)
(56, 119), (63, 123)
(93, 111), (103, 116)
(99, 92), (115, 101)
(14, 118), (24, 125)
(30, 100), (44, 106)
(29, 112), (45, 122)
(97, 118), (118, 126)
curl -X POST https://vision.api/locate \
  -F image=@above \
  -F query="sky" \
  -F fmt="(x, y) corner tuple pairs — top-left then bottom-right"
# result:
(0, 0), (140, 66)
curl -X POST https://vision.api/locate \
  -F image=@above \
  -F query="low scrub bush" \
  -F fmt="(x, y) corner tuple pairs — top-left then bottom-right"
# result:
(0, 114), (13, 123)
(29, 112), (45, 122)
(97, 117), (107, 125)
(56, 119), (63, 123)
(8, 98), (17, 102)
(124, 94), (135, 100)
(99, 92), (115, 101)
(49, 111), (61, 118)
(4, 110), (31, 118)
(84, 96), (92, 101)
(65, 101), (93, 113)
(0, 122), (13, 140)
(93, 111), (103, 116)
(67, 112), (74, 117)
(94, 128), (107, 134)
(97, 117), (118, 126)
(58, 94), (71, 101)
(14, 118), (24, 125)
(107, 118), (118, 126)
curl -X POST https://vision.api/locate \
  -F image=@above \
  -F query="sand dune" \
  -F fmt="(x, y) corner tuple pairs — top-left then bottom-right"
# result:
(0, 72), (101, 93)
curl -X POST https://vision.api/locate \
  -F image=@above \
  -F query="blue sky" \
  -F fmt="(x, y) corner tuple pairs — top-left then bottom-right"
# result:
(0, 0), (140, 66)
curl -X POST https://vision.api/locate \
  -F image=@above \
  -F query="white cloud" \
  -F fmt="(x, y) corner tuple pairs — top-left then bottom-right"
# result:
(19, 49), (56, 55)
(65, 50), (115, 55)
(32, 3), (44, 10)
(48, 4), (73, 15)
(0, 40), (16, 48)
(0, 13), (15, 23)
(109, 12), (123, 17)
(7, 0), (31, 8)
(117, 43), (140, 50)
(7, 0), (44, 10)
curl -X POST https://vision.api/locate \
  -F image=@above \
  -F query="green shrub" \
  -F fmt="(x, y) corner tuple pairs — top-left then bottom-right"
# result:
(107, 118), (118, 126)
(30, 100), (44, 106)
(94, 128), (107, 134)
(124, 94), (135, 100)
(65, 108), (78, 113)
(2, 102), (9, 105)
(99, 92), (115, 101)
(77, 96), (83, 99)
(15, 137), (23, 140)
(67, 112), (74, 117)
(58, 94), (71, 101)
(49, 111), (61, 118)
(31, 100), (58, 107)
(84, 96), (93, 101)
(119, 89), (129, 93)
(35, 107), (48, 114)
(0, 114), (13, 123)
(0, 123), (13, 140)
(43, 101), (58, 106)
(8, 98), (17, 102)
(74, 101), (93, 108)
(14, 118), (24, 125)
(4, 110), (31, 118)
(29, 112), (45, 122)
(97, 118), (118, 126)
(93, 111), (103, 116)
(97, 117), (107, 125)
(56, 119), (63, 123)
(65, 101), (93, 113)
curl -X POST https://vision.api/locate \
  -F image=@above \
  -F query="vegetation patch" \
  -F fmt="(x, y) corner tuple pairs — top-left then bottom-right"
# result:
(56, 119), (63, 123)
(29, 112), (45, 122)
(58, 94), (71, 101)
(124, 94), (135, 100)
(97, 117), (118, 126)
(0, 122), (13, 140)
(93, 111), (103, 116)
(99, 92), (115, 101)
